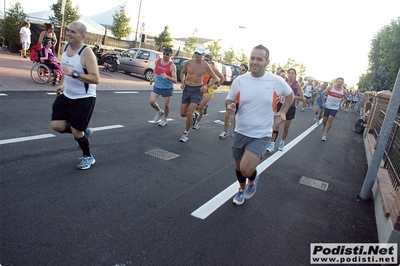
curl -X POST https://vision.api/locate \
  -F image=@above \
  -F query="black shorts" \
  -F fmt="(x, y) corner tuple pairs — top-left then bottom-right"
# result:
(52, 94), (96, 131)
(277, 102), (296, 120)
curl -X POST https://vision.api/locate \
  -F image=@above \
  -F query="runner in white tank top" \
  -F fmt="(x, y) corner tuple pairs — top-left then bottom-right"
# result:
(320, 77), (347, 142)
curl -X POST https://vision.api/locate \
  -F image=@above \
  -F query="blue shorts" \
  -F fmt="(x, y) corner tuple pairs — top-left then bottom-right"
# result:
(181, 84), (203, 105)
(152, 86), (173, 97)
(323, 108), (338, 118)
(232, 132), (270, 159)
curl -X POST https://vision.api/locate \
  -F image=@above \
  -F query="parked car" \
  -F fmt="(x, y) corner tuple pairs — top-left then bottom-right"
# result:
(117, 48), (162, 81)
(226, 64), (240, 80)
(222, 64), (233, 84)
(171, 56), (190, 81)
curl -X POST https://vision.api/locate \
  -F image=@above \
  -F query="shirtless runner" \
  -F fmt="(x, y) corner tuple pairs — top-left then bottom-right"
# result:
(178, 47), (218, 142)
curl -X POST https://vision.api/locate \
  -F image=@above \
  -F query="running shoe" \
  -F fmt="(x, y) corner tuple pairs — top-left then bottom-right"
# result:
(192, 111), (199, 127)
(192, 122), (200, 130)
(85, 128), (93, 138)
(266, 142), (275, 152)
(179, 132), (188, 143)
(314, 115), (318, 121)
(158, 118), (167, 127)
(322, 133), (327, 142)
(244, 175), (259, 199)
(219, 130), (229, 139)
(77, 155), (96, 170)
(154, 110), (164, 121)
(233, 188), (245, 205)
(204, 104), (208, 116)
(301, 108), (305, 112)
(278, 140), (285, 151)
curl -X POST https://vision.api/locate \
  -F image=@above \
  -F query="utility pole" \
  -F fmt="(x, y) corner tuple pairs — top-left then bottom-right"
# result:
(57, 0), (66, 59)
(358, 68), (400, 199)
(134, 0), (142, 48)
(237, 26), (245, 64)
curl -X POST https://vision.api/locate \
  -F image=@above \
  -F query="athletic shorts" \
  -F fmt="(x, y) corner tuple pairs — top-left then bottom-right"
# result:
(305, 95), (311, 99)
(181, 84), (203, 105)
(22, 42), (30, 50)
(352, 101), (357, 104)
(203, 86), (214, 99)
(152, 86), (173, 97)
(232, 132), (270, 159)
(323, 107), (338, 118)
(52, 94), (96, 131)
(277, 102), (296, 120)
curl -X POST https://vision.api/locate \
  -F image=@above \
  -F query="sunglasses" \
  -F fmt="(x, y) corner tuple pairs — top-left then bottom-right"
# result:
(194, 52), (203, 55)
(240, 68), (247, 71)
(163, 53), (171, 56)
(204, 59), (210, 62)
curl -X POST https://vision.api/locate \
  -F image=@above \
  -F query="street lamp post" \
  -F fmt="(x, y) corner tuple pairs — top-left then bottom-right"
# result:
(134, 0), (143, 48)
(237, 26), (245, 64)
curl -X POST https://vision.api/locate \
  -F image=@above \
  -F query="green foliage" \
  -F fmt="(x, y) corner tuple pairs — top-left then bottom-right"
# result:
(154, 26), (173, 51)
(50, 0), (79, 27)
(207, 40), (222, 61)
(223, 47), (235, 64)
(357, 72), (373, 92)
(111, 5), (132, 40)
(269, 58), (307, 78)
(236, 49), (249, 65)
(367, 17), (400, 91)
(2, 2), (26, 47)
(183, 28), (198, 53)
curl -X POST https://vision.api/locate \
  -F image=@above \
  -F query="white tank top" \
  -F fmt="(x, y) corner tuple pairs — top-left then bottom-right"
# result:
(325, 86), (344, 110)
(61, 44), (96, 99)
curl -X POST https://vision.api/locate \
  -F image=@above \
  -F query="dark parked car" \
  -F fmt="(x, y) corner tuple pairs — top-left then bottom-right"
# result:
(117, 48), (162, 81)
(171, 56), (190, 81)
(226, 64), (240, 80)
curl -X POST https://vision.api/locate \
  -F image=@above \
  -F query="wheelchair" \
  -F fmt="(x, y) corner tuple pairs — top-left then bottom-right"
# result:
(30, 47), (62, 85)
(30, 62), (55, 84)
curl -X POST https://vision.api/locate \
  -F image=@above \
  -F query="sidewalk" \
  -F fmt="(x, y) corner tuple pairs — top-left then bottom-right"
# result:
(0, 50), (231, 92)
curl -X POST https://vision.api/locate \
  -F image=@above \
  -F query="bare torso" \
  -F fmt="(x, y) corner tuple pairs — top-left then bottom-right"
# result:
(182, 59), (209, 87)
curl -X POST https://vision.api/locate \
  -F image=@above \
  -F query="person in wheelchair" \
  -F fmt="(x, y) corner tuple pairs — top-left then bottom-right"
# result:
(40, 39), (63, 85)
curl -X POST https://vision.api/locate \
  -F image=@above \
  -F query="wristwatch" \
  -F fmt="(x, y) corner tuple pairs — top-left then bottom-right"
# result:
(71, 70), (80, 79)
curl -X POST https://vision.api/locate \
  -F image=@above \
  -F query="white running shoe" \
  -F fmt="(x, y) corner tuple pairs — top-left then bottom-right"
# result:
(154, 110), (164, 121)
(266, 142), (275, 152)
(219, 130), (229, 139)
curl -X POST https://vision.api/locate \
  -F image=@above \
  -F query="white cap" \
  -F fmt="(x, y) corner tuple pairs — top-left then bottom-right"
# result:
(194, 46), (205, 54)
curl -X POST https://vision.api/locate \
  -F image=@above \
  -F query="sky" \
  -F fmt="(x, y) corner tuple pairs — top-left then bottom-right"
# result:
(3, 0), (400, 88)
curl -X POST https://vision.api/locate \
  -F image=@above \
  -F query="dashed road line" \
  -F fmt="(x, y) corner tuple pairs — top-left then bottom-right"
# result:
(0, 125), (124, 145)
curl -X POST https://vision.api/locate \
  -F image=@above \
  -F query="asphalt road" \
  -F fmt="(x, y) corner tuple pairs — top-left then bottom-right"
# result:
(0, 88), (377, 266)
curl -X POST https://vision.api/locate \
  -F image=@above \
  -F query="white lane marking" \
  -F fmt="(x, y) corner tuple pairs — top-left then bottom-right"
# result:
(0, 125), (124, 145)
(148, 118), (174, 124)
(213, 120), (224, 125)
(191, 121), (320, 220)
(0, 93), (8, 96)
(47, 93), (57, 95)
(91, 125), (124, 131)
(0, 134), (55, 145)
(114, 91), (139, 94)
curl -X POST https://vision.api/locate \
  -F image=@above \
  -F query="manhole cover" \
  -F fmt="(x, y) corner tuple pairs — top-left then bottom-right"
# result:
(299, 176), (329, 191)
(145, 149), (180, 161)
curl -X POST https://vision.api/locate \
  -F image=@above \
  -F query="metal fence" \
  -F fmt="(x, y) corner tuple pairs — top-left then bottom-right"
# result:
(374, 109), (400, 189)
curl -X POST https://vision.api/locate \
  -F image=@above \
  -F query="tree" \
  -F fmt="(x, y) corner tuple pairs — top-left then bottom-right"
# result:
(366, 17), (400, 91)
(268, 58), (306, 77)
(1, 2), (26, 49)
(207, 40), (222, 61)
(50, 0), (79, 27)
(154, 26), (173, 51)
(183, 28), (198, 53)
(222, 47), (235, 63)
(236, 49), (249, 65)
(111, 5), (132, 40)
